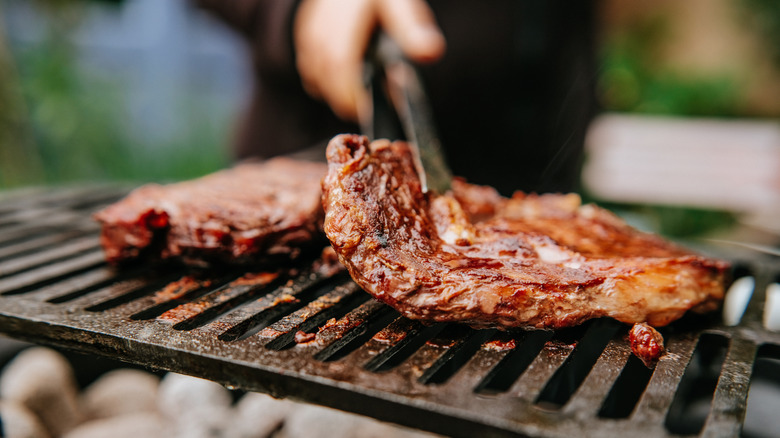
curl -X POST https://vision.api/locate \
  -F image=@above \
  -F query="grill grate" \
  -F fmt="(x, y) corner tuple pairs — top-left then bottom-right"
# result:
(0, 186), (778, 437)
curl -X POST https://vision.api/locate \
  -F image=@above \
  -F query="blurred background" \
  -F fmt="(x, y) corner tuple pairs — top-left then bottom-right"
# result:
(0, 0), (248, 187)
(589, 0), (780, 243)
(0, 0), (779, 241)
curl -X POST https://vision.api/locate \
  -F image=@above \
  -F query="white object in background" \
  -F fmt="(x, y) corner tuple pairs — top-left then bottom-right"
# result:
(723, 276), (755, 326)
(584, 114), (780, 213)
(763, 283), (780, 331)
(156, 373), (233, 438)
(0, 347), (83, 437)
(81, 369), (160, 421)
(0, 401), (49, 438)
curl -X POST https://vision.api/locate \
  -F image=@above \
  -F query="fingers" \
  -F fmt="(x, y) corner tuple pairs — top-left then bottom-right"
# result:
(294, 0), (374, 121)
(293, 0), (445, 122)
(377, 0), (445, 63)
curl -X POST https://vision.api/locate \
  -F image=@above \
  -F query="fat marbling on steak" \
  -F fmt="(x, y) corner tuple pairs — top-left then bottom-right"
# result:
(95, 158), (327, 266)
(322, 134), (729, 334)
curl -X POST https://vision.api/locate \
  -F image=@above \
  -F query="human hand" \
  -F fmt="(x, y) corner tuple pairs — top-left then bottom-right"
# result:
(294, 0), (445, 122)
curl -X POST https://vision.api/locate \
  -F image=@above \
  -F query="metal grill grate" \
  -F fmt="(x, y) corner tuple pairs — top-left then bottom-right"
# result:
(0, 186), (778, 437)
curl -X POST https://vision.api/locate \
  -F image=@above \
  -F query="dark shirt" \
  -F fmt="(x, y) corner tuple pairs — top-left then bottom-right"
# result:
(196, 0), (596, 195)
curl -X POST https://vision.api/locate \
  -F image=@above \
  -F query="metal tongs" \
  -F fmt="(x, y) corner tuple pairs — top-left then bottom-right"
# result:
(359, 34), (452, 194)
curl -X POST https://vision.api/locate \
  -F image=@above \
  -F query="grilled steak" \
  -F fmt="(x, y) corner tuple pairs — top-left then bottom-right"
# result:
(95, 158), (327, 266)
(322, 134), (729, 332)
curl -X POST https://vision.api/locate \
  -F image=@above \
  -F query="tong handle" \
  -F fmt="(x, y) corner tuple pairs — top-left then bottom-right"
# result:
(360, 34), (452, 193)
(360, 35), (404, 143)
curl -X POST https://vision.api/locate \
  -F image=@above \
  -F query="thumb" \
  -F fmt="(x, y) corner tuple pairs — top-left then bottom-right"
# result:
(377, 0), (445, 63)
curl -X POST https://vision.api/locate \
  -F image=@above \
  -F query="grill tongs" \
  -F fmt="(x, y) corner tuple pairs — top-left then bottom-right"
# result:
(359, 34), (453, 194)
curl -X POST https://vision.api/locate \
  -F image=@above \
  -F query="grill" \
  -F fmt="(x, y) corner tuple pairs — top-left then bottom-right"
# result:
(0, 185), (778, 437)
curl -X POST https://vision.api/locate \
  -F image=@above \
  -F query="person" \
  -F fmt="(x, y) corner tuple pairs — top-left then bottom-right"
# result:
(196, 0), (596, 195)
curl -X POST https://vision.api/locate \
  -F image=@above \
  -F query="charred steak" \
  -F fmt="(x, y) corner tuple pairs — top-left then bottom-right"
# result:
(95, 158), (327, 266)
(322, 134), (729, 332)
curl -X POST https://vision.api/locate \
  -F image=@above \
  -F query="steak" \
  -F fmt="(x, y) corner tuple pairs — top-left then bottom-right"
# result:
(95, 158), (327, 266)
(322, 134), (729, 332)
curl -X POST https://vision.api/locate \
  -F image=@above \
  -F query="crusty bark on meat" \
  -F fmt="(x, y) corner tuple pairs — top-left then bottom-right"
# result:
(322, 134), (729, 330)
(95, 158), (327, 266)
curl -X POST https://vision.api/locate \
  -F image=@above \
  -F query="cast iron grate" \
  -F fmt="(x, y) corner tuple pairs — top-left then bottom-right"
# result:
(0, 186), (778, 437)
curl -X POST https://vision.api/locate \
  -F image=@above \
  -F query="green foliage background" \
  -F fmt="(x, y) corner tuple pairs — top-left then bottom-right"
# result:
(0, 2), (229, 190)
(597, 14), (740, 118)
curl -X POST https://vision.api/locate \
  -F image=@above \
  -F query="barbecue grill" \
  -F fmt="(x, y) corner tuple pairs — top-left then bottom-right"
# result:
(0, 185), (778, 437)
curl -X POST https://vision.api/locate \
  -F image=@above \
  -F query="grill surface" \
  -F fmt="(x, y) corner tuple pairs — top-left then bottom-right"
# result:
(0, 185), (778, 437)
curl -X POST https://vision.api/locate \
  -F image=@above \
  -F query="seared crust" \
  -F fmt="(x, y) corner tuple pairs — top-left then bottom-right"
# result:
(95, 158), (327, 266)
(322, 134), (729, 329)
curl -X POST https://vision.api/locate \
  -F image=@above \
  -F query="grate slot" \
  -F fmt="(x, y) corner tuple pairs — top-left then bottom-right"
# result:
(0, 213), (92, 242)
(0, 229), (93, 263)
(561, 336), (633, 417)
(355, 317), (425, 371)
(0, 225), (79, 248)
(168, 272), (287, 331)
(0, 185), (123, 218)
(84, 272), (186, 312)
(742, 343), (780, 438)
(262, 281), (367, 350)
(43, 187), (125, 211)
(0, 187), (46, 213)
(535, 319), (622, 410)
(216, 271), (344, 341)
(665, 333), (730, 435)
(388, 324), (472, 381)
(506, 329), (579, 403)
(723, 265), (756, 327)
(47, 266), (153, 304)
(0, 207), (64, 228)
(436, 332), (519, 392)
(765, 282), (780, 332)
(0, 236), (101, 279)
(364, 322), (446, 373)
(313, 300), (395, 362)
(0, 186), (121, 212)
(0, 213), (75, 233)
(36, 268), (120, 303)
(632, 332), (699, 424)
(476, 330), (553, 394)
(700, 337), (758, 437)
(598, 355), (655, 419)
(0, 250), (106, 295)
(63, 191), (125, 212)
(740, 263), (771, 327)
(724, 276), (756, 327)
(128, 275), (235, 320)
(419, 328), (497, 385)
